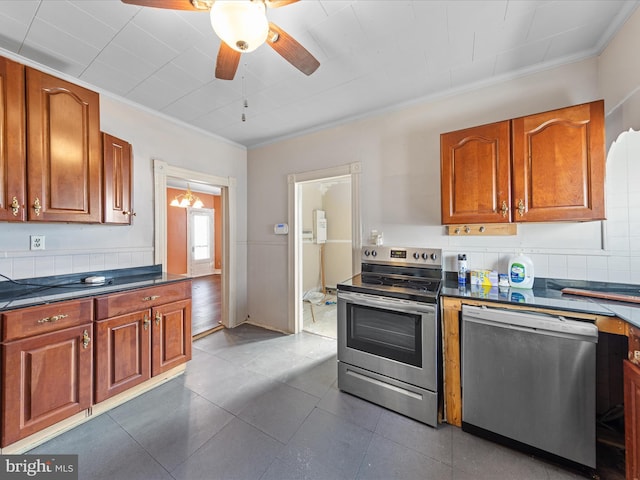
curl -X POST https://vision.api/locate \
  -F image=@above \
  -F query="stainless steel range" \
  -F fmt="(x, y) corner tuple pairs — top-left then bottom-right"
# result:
(337, 246), (442, 427)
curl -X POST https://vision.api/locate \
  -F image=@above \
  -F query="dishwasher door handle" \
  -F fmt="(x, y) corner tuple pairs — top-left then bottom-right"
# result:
(462, 305), (598, 343)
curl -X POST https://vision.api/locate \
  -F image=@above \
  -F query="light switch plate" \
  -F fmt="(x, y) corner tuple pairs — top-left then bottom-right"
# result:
(30, 235), (45, 250)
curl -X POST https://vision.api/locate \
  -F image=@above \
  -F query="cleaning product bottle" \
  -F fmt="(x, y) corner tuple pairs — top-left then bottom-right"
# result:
(508, 253), (535, 289)
(457, 254), (468, 284)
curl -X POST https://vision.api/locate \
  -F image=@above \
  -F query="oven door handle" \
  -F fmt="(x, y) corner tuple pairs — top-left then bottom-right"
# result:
(338, 291), (435, 315)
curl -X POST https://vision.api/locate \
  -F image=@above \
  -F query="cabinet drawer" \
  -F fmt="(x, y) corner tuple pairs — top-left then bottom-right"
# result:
(94, 281), (191, 320)
(1, 299), (94, 342)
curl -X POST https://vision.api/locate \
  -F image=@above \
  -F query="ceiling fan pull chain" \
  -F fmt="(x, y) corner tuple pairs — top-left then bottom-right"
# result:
(241, 67), (248, 122)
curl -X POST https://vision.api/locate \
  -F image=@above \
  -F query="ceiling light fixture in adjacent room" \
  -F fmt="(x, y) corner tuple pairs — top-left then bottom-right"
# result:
(170, 186), (204, 208)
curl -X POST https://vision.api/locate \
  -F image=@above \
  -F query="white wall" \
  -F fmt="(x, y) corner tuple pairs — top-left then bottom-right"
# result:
(322, 180), (352, 288)
(0, 56), (249, 324)
(247, 7), (640, 332)
(301, 183), (323, 293)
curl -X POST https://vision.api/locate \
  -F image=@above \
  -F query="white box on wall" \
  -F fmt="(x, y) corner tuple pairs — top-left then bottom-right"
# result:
(314, 210), (327, 244)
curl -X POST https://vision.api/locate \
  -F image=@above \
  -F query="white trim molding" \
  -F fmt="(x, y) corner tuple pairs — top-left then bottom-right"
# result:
(153, 159), (238, 328)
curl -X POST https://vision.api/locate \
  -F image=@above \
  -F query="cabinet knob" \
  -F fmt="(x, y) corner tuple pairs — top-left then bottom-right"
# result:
(10, 196), (20, 216)
(155, 312), (162, 326)
(517, 199), (526, 216)
(500, 200), (509, 217)
(33, 197), (41, 216)
(143, 314), (150, 331)
(82, 329), (91, 349)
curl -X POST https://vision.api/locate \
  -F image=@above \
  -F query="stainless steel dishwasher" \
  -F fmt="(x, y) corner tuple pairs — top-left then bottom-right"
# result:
(461, 304), (598, 469)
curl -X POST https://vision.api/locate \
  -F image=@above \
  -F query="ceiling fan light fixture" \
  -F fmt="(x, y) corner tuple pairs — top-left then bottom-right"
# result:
(211, 0), (269, 53)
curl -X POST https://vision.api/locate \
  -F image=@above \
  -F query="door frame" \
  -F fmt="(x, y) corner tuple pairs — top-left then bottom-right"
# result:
(154, 159), (237, 328)
(287, 162), (362, 333)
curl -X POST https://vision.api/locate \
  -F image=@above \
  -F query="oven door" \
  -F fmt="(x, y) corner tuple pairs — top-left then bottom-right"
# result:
(337, 290), (437, 391)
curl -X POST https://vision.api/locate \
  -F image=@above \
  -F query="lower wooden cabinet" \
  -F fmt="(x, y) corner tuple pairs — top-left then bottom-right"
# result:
(1, 323), (93, 447)
(94, 298), (192, 403)
(94, 310), (151, 403)
(625, 360), (640, 480)
(94, 282), (192, 402)
(152, 299), (192, 376)
(0, 279), (192, 450)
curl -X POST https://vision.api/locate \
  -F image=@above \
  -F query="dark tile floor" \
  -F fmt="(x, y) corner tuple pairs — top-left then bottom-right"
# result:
(30, 324), (590, 480)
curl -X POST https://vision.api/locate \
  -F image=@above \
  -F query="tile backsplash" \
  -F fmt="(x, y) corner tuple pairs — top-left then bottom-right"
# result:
(0, 248), (154, 282)
(443, 250), (638, 284)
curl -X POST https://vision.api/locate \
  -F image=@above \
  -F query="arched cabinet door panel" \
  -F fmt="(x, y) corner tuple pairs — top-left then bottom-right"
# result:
(511, 100), (605, 222)
(440, 120), (511, 225)
(26, 67), (101, 223)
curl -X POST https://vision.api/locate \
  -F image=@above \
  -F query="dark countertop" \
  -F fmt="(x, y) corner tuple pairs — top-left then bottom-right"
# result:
(441, 276), (640, 329)
(0, 265), (189, 312)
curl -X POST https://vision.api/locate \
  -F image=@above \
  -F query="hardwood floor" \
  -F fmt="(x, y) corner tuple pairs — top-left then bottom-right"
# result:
(191, 274), (222, 337)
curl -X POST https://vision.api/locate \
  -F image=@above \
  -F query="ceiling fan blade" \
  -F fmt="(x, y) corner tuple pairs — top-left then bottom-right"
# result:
(120, 0), (211, 11)
(215, 42), (241, 80)
(265, 0), (299, 8)
(267, 22), (320, 76)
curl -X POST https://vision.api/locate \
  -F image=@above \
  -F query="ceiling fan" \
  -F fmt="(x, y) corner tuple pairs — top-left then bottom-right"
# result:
(121, 0), (320, 80)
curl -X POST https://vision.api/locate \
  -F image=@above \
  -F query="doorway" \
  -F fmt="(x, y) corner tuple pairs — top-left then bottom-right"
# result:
(299, 177), (352, 339)
(153, 159), (238, 332)
(287, 162), (362, 335)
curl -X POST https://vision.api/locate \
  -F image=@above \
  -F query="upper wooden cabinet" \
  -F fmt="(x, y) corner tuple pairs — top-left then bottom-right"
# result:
(102, 132), (133, 224)
(440, 100), (606, 225)
(0, 55), (137, 226)
(441, 121), (511, 224)
(511, 101), (605, 222)
(0, 57), (26, 221)
(26, 67), (101, 222)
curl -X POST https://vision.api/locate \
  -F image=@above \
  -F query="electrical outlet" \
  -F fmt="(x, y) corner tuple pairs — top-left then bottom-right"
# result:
(634, 350), (640, 362)
(30, 235), (45, 250)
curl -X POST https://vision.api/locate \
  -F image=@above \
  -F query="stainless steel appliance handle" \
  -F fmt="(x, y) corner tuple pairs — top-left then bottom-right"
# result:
(462, 305), (598, 343)
(338, 291), (435, 314)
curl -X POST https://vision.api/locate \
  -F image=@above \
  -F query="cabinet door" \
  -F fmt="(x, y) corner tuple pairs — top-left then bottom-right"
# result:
(1, 324), (93, 446)
(95, 310), (151, 403)
(625, 360), (640, 480)
(26, 67), (101, 222)
(151, 299), (192, 376)
(102, 132), (133, 225)
(440, 120), (511, 224)
(511, 100), (605, 222)
(0, 57), (26, 222)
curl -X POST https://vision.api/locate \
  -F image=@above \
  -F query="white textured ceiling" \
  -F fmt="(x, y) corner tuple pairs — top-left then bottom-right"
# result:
(0, 0), (637, 148)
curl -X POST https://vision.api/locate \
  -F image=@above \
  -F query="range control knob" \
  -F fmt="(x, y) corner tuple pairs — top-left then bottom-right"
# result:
(413, 252), (420, 260)
(363, 250), (370, 257)
(422, 252), (429, 260)
(431, 253), (438, 261)
(371, 250), (377, 257)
